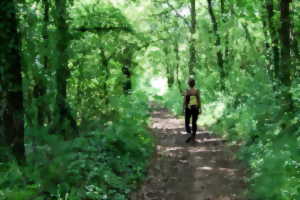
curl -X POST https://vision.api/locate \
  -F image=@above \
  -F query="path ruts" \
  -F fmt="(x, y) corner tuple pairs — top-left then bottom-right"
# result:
(131, 107), (246, 200)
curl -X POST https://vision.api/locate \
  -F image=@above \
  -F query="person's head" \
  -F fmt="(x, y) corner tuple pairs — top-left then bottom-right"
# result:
(188, 78), (196, 88)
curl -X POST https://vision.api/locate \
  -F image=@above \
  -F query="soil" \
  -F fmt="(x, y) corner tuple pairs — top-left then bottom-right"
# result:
(131, 106), (247, 200)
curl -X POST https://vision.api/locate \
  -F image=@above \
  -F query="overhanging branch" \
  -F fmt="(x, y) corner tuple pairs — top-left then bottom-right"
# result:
(74, 26), (133, 33)
(165, 0), (190, 28)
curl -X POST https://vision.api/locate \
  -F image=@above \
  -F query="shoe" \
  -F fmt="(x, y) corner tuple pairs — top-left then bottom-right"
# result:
(185, 136), (192, 143)
(191, 135), (196, 143)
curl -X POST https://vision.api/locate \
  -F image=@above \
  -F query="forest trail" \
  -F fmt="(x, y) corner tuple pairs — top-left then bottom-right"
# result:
(131, 106), (246, 200)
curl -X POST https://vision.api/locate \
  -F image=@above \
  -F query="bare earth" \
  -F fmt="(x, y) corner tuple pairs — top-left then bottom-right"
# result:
(131, 107), (246, 200)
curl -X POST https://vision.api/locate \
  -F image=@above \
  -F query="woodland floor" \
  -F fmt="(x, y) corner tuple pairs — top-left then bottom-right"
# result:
(131, 106), (247, 200)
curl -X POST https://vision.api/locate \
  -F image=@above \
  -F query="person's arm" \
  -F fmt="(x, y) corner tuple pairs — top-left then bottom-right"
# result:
(183, 90), (187, 109)
(196, 89), (202, 113)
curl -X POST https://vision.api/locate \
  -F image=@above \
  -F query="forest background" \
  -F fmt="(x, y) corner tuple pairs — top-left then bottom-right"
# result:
(0, 0), (299, 199)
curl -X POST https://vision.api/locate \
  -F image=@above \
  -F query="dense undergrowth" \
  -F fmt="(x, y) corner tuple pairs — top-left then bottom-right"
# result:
(0, 93), (154, 200)
(159, 76), (300, 200)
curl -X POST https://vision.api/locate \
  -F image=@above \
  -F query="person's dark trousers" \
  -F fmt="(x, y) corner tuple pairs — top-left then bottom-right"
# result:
(185, 105), (199, 137)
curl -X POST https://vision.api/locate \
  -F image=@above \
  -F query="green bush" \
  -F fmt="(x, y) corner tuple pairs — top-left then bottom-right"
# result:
(0, 93), (154, 200)
(160, 73), (300, 200)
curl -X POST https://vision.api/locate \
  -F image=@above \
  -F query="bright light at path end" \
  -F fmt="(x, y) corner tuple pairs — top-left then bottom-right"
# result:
(150, 77), (168, 96)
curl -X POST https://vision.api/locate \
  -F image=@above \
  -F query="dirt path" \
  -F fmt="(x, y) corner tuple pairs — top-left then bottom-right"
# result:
(131, 107), (246, 200)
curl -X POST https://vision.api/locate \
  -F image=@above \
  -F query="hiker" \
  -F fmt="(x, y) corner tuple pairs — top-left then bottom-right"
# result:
(183, 78), (201, 143)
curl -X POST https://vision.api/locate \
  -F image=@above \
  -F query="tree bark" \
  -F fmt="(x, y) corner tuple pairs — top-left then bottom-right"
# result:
(100, 49), (110, 104)
(166, 65), (175, 88)
(32, 0), (50, 127)
(221, 0), (229, 62)
(163, 46), (175, 88)
(121, 46), (135, 95)
(207, 0), (225, 91)
(261, 1), (272, 78)
(122, 58), (132, 94)
(291, 29), (299, 64)
(266, 0), (280, 80)
(54, 0), (78, 137)
(290, 7), (299, 67)
(279, 0), (293, 111)
(0, 0), (25, 163)
(279, 0), (293, 86)
(174, 42), (183, 93)
(189, 0), (196, 76)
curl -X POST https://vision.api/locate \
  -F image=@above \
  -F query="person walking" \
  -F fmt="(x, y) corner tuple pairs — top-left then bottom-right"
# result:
(183, 78), (202, 143)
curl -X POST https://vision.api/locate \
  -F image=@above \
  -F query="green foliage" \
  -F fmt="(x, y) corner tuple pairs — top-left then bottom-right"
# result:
(2, 0), (299, 199)
(71, 0), (132, 31)
(0, 94), (154, 200)
(161, 72), (300, 200)
(161, 76), (300, 200)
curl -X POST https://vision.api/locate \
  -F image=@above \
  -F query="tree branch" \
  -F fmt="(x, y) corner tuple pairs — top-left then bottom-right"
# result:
(165, 0), (190, 28)
(74, 26), (133, 33)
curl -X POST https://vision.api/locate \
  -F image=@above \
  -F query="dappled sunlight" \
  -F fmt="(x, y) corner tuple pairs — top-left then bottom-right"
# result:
(188, 148), (222, 153)
(200, 138), (225, 142)
(134, 108), (246, 200)
(196, 166), (238, 173)
(197, 166), (213, 171)
(157, 145), (184, 152)
(5, 0), (297, 198)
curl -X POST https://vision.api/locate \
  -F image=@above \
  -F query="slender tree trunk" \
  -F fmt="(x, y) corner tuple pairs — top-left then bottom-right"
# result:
(207, 0), (225, 91)
(174, 42), (183, 93)
(242, 23), (254, 45)
(42, 0), (50, 71)
(279, 0), (293, 111)
(100, 49), (110, 105)
(279, 0), (292, 86)
(0, 0), (25, 163)
(32, 0), (50, 127)
(121, 47), (134, 94)
(221, 0), (229, 62)
(122, 59), (132, 94)
(163, 46), (174, 88)
(261, 14), (270, 51)
(290, 7), (299, 67)
(38, 0), (50, 125)
(261, 2), (273, 79)
(189, 0), (196, 76)
(166, 65), (175, 88)
(54, 0), (78, 137)
(266, 0), (280, 80)
(291, 29), (299, 63)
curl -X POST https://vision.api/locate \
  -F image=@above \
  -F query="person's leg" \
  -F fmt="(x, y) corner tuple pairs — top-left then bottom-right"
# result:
(191, 106), (199, 139)
(185, 107), (192, 134)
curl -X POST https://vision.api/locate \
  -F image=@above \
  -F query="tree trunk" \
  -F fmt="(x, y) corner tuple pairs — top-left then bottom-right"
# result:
(54, 0), (78, 137)
(261, 1), (272, 79)
(174, 42), (183, 93)
(291, 29), (299, 64)
(100, 49), (110, 105)
(207, 0), (225, 91)
(189, 0), (196, 76)
(221, 0), (229, 62)
(121, 47), (134, 95)
(0, 0), (25, 163)
(163, 46), (175, 88)
(37, 0), (50, 126)
(279, 0), (293, 111)
(32, 0), (51, 127)
(122, 60), (132, 94)
(279, 0), (292, 86)
(166, 65), (175, 88)
(290, 7), (299, 67)
(266, 0), (280, 80)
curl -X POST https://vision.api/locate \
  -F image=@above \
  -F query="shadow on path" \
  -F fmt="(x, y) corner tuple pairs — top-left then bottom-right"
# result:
(131, 107), (246, 200)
